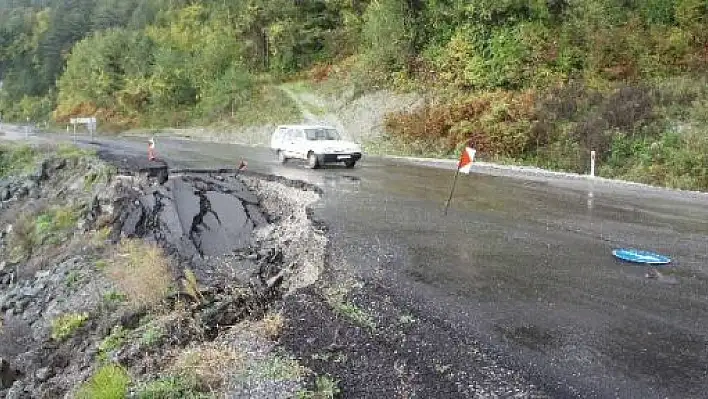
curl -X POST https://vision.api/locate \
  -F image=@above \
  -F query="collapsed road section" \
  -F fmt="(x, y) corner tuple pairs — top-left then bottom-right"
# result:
(97, 145), (328, 293)
(108, 164), (328, 305)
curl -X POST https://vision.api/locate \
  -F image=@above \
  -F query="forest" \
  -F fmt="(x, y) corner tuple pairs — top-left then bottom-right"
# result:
(0, 0), (707, 188)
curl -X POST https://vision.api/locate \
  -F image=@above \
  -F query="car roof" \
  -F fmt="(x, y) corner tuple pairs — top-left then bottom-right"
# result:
(277, 124), (336, 130)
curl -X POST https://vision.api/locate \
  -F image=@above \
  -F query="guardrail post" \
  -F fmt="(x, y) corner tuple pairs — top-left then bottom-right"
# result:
(590, 150), (596, 178)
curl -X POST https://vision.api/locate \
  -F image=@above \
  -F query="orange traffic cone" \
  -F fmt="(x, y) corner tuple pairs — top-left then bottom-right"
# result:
(148, 138), (156, 161)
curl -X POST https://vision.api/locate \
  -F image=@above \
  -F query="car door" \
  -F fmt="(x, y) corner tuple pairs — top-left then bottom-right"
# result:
(292, 129), (307, 159)
(282, 129), (295, 158)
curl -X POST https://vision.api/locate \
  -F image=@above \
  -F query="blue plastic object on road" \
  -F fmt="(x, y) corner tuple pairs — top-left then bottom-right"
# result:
(612, 248), (671, 265)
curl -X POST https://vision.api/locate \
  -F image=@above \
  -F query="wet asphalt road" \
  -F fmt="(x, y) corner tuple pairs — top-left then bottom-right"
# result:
(37, 135), (708, 397)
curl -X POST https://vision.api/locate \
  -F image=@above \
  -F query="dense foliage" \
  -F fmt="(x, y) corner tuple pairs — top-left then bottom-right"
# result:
(0, 0), (706, 188)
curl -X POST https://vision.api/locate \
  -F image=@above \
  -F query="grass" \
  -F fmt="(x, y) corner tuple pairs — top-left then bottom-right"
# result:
(172, 344), (244, 391)
(103, 239), (174, 309)
(399, 314), (417, 325)
(182, 268), (204, 304)
(84, 163), (117, 191)
(9, 213), (38, 262)
(75, 363), (131, 399)
(139, 321), (166, 347)
(0, 144), (39, 177)
(259, 312), (284, 341)
(95, 259), (109, 270)
(250, 354), (307, 382)
(51, 312), (89, 341)
(56, 143), (95, 159)
(101, 290), (127, 306)
(9, 206), (80, 261)
(65, 270), (82, 289)
(98, 325), (128, 361)
(333, 302), (377, 331)
(297, 375), (342, 399)
(280, 81), (329, 116)
(136, 376), (213, 399)
(216, 84), (301, 128)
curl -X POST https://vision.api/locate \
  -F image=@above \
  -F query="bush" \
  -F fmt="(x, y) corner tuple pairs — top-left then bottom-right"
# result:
(602, 128), (708, 190)
(75, 363), (131, 399)
(0, 144), (39, 177)
(51, 312), (89, 341)
(383, 90), (537, 157)
(104, 239), (174, 309)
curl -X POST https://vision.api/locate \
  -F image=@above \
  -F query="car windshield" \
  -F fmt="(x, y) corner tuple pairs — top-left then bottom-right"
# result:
(305, 128), (340, 140)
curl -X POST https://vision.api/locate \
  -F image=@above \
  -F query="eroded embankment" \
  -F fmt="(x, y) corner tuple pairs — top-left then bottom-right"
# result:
(0, 147), (328, 398)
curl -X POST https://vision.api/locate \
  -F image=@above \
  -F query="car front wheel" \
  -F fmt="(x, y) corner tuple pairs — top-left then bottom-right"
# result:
(277, 150), (287, 164)
(344, 160), (356, 168)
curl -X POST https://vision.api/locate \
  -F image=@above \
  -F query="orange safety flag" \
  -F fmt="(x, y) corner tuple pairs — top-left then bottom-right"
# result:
(457, 145), (476, 174)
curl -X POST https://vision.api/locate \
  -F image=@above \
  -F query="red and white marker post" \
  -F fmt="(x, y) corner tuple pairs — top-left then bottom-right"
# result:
(444, 141), (477, 215)
(148, 138), (156, 161)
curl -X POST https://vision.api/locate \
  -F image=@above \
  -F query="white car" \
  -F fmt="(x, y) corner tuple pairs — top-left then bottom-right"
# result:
(270, 124), (362, 169)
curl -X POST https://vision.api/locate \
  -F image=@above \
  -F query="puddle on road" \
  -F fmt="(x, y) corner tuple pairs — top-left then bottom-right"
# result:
(496, 324), (561, 351)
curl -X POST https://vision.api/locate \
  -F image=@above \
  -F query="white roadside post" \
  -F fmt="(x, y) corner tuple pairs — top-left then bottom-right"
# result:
(590, 150), (596, 178)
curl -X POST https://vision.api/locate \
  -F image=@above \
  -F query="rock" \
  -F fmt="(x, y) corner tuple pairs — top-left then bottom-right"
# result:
(33, 161), (48, 181)
(54, 158), (66, 170)
(104, 203), (116, 217)
(35, 367), (50, 382)
(0, 357), (21, 390)
(0, 188), (10, 201)
(20, 286), (40, 298)
(34, 270), (50, 279)
(22, 180), (37, 191)
(121, 206), (144, 237)
(5, 380), (25, 399)
(15, 298), (29, 312)
(119, 308), (147, 330)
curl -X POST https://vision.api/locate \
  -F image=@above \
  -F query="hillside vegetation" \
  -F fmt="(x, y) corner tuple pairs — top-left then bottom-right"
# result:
(0, 0), (707, 189)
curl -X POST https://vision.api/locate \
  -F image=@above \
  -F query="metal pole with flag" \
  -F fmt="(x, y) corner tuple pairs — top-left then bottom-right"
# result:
(444, 141), (476, 215)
